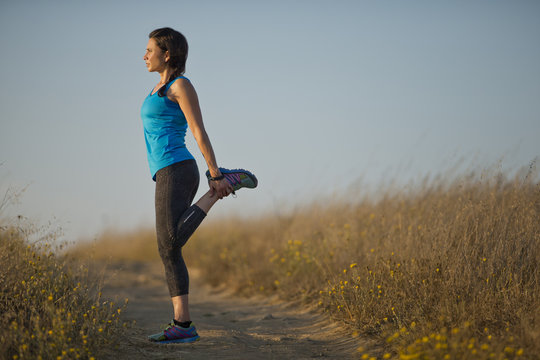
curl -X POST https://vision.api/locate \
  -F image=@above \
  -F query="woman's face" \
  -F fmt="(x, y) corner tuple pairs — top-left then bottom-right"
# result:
(143, 38), (168, 73)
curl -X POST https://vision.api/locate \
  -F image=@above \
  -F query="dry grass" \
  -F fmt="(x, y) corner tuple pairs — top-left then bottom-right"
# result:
(71, 227), (159, 263)
(183, 169), (539, 359)
(74, 167), (540, 359)
(0, 221), (129, 360)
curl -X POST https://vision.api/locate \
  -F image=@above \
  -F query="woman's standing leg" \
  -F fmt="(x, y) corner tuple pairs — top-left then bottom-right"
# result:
(170, 192), (223, 322)
(155, 161), (204, 318)
(155, 160), (227, 323)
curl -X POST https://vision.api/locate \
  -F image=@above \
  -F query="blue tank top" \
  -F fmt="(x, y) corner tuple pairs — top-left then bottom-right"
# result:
(141, 76), (195, 181)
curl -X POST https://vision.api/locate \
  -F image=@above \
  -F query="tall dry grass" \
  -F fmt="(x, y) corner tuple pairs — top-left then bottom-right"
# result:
(183, 169), (539, 359)
(76, 167), (540, 359)
(0, 220), (129, 360)
(71, 227), (159, 263)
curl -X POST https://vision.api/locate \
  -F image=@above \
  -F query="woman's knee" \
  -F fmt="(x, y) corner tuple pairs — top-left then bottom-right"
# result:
(157, 236), (178, 261)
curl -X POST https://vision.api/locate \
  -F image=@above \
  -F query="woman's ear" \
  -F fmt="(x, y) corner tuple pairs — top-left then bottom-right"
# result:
(164, 50), (170, 63)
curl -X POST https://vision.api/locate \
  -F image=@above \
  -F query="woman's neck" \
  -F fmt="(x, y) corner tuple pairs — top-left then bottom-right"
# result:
(158, 67), (174, 84)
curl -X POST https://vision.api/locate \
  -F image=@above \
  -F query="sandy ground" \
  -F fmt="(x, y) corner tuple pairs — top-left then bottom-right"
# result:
(97, 261), (373, 359)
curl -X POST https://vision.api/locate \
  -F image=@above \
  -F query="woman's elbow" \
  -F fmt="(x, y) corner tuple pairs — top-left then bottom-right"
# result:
(192, 128), (209, 143)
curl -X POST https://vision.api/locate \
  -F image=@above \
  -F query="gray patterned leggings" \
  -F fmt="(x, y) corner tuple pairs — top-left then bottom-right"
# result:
(155, 159), (207, 297)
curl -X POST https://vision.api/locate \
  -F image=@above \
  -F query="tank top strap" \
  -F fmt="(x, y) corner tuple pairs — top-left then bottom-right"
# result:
(166, 76), (190, 90)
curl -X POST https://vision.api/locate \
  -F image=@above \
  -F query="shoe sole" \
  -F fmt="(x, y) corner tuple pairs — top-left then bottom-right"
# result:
(151, 335), (200, 344)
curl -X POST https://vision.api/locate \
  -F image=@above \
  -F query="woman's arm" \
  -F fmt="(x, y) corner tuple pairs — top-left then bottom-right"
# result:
(169, 78), (232, 198)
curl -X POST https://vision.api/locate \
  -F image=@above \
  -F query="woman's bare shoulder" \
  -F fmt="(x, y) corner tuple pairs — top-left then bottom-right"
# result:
(168, 77), (197, 102)
(171, 77), (193, 90)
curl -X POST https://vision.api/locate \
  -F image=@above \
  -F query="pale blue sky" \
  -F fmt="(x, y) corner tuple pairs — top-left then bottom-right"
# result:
(1, 0), (539, 240)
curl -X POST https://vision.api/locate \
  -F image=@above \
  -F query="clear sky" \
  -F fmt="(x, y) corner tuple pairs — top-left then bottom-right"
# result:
(1, 0), (539, 241)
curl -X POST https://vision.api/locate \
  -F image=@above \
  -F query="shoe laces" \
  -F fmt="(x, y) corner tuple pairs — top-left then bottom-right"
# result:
(160, 321), (175, 331)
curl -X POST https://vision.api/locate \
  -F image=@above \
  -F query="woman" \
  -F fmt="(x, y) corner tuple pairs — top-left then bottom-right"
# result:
(141, 27), (257, 343)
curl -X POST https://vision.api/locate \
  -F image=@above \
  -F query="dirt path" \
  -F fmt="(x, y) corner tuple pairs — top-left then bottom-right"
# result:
(97, 261), (370, 359)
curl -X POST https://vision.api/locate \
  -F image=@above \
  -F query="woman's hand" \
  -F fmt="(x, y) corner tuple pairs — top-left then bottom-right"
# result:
(209, 178), (233, 199)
